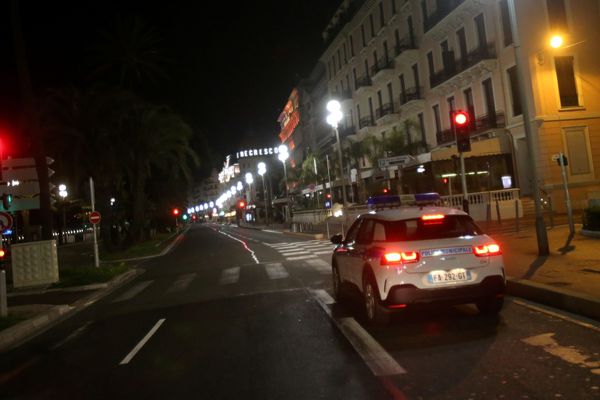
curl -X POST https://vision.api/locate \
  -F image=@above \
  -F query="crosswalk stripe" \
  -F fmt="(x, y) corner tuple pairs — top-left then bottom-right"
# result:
(220, 267), (240, 284)
(305, 258), (331, 274)
(313, 250), (334, 255)
(264, 263), (289, 280)
(112, 281), (153, 302)
(280, 251), (307, 256)
(165, 273), (196, 294)
(287, 255), (318, 261)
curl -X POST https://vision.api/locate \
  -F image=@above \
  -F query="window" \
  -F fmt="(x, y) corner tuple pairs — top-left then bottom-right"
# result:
(369, 14), (375, 37)
(563, 126), (593, 179)
(361, 24), (366, 47)
(345, 219), (363, 243)
(427, 51), (435, 79)
(332, 56), (336, 75)
(356, 219), (375, 244)
(507, 66), (522, 116)
(337, 49), (342, 69)
(369, 97), (375, 123)
(391, 0), (397, 15)
(346, 74), (351, 91)
(379, 2), (385, 28)
(555, 56), (579, 107)
(433, 104), (441, 133)
(356, 104), (361, 121)
(350, 35), (355, 57)
(474, 13), (487, 48)
(399, 73), (406, 101)
(343, 43), (348, 63)
(383, 40), (389, 62)
(482, 78), (496, 115)
(499, 0), (513, 47)
(447, 96), (455, 126)
(327, 61), (332, 79)
(353, 67), (357, 86)
(407, 16), (415, 47)
(546, 0), (568, 32)
(463, 87), (475, 128)
(387, 82), (394, 106)
(378, 216), (482, 242)
(412, 63), (420, 88)
(394, 29), (400, 51)
(418, 112), (426, 143)
(364, 59), (370, 77)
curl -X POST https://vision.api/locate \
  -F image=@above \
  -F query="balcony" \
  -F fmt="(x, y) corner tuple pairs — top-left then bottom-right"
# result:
(375, 102), (400, 120)
(423, 0), (464, 32)
(429, 43), (496, 89)
(355, 75), (372, 90)
(331, 89), (352, 100)
(359, 116), (376, 130)
(394, 37), (417, 57)
(338, 125), (357, 138)
(400, 87), (424, 105)
(436, 112), (506, 146)
(370, 57), (395, 80)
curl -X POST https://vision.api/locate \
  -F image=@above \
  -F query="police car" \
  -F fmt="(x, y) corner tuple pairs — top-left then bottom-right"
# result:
(330, 193), (506, 325)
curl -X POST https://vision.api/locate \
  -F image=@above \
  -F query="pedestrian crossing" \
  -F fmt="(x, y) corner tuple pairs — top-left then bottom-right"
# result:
(265, 240), (336, 261)
(111, 259), (332, 303)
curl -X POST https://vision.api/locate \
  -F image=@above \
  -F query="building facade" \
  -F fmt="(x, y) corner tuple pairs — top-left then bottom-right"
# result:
(319, 0), (600, 211)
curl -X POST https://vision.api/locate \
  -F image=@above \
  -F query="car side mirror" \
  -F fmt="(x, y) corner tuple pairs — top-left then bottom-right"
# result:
(330, 234), (343, 245)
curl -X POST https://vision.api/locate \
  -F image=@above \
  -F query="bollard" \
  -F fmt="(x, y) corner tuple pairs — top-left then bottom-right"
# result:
(515, 199), (520, 233)
(0, 270), (7, 318)
(496, 200), (502, 225)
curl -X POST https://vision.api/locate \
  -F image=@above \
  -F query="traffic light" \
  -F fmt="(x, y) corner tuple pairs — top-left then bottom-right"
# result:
(238, 200), (246, 209)
(453, 110), (471, 153)
(2, 193), (12, 210)
(182, 214), (188, 221)
(172, 208), (180, 216)
(383, 188), (389, 194)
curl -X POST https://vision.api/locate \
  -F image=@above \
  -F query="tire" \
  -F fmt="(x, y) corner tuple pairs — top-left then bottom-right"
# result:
(332, 264), (344, 302)
(363, 274), (390, 326)
(476, 296), (504, 315)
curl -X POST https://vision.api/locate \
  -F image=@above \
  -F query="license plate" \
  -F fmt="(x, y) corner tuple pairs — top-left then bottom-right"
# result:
(427, 269), (471, 284)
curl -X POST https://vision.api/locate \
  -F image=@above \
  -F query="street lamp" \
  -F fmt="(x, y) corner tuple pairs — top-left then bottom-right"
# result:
(278, 145), (290, 221)
(550, 35), (564, 49)
(257, 162), (270, 224)
(58, 184), (68, 245)
(507, 0), (549, 255)
(326, 99), (347, 207)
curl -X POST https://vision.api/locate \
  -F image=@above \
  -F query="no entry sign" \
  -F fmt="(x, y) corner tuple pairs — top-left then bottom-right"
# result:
(89, 211), (101, 225)
(0, 212), (13, 230)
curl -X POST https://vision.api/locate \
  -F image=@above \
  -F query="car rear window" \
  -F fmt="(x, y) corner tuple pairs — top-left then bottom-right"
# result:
(376, 215), (483, 242)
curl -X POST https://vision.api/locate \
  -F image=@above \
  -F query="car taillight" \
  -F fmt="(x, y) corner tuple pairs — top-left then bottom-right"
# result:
(473, 244), (502, 257)
(382, 251), (420, 264)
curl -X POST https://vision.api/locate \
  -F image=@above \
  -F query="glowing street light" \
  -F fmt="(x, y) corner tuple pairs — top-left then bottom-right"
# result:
(326, 99), (347, 206)
(550, 35), (564, 48)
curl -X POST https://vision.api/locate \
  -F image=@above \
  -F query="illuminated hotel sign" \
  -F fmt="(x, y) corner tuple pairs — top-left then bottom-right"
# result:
(236, 147), (281, 159)
(218, 155), (240, 183)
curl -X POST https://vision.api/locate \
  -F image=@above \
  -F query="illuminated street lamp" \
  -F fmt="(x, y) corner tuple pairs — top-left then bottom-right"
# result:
(245, 172), (254, 204)
(550, 35), (564, 48)
(257, 162), (269, 224)
(58, 184), (68, 245)
(278, 145), (290, 221)
(326, 99), (347, 206)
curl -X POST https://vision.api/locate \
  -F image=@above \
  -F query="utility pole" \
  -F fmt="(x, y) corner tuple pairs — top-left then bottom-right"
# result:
(507, 0), (549, 255)
(90, 177), (99, 268)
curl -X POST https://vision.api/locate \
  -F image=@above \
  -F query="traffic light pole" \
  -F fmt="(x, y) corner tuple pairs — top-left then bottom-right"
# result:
(460, 152), (468, 212)
(89, 177), (99, 268)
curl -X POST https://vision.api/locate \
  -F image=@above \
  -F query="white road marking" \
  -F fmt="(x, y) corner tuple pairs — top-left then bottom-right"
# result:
(305, 258), (331, 274)
(218, 231), (260, 264)
(287, 255), (318, 261)
(313, 250), (334, 255)
(119, 319), (166, 365)
(311, 289), (406, 377)
(280, 251), (307, 256)
(513, 299), (600, 333)
(522, 333), (600, 375)
(112, 281), (153, 303)
(265, 263), (289, 280)
(166, 273), (196, 294)
(262, 229), (283, 234)
(220, 267), (240, 284)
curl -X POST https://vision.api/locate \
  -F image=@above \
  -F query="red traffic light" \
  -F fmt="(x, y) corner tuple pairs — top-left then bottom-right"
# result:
(453, 110), (469, 126)
(383, 188), (389, 194)
(442, 178), (449, 184)
(0, 249), (5, 258)
(238, 201), (246, 208)
(172, 208), (180, 216)
(326, 193), (332, 199)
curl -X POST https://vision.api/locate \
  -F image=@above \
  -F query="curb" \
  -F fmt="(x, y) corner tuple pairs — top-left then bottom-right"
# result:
(0, 268), (144, 352)
(507, 277), (600, 321)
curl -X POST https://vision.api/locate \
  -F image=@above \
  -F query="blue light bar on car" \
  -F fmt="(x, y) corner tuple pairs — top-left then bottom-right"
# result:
(367, 195), (401, 209)
(414, 193), (441, 205)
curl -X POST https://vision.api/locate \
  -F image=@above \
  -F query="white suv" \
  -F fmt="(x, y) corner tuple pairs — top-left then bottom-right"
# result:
(331, 197), (506, 325)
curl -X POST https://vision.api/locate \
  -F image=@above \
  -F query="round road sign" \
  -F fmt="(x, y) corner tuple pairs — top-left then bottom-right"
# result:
(89, 211), (101, 225)
(0, 212), (13, 230)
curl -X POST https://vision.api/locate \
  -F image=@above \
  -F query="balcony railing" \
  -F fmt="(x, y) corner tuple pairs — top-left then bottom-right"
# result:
(371, 57), (395, 76)
(339, 125), (357, 138)
(394, 37), (417, 57)
(375, 102), (399, 119)
(436, 112), (506, 145)
(359, 116), (376, 129)
(400, 86), (424, 105)
(423, 0), (464, 32)
(430, 43), (496, 88)
(355, 75), (372, 89)
(331, 89), (352, 100)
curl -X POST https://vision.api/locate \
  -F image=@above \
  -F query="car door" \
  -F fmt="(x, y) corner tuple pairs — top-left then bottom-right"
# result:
(348, 218), (375, 287)
(336, 218), (362, 286)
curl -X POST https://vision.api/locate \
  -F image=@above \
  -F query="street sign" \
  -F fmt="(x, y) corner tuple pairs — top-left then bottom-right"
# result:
(0, 212), (13, 230)
(89, 211), (101, 225)
(378, 155), (414, 168)
(0, 157), (54, 211)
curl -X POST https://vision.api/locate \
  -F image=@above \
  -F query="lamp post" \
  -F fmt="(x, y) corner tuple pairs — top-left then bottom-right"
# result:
(278, 145), (290, 222)
(326, 100), (347, 207)
(58, 184), (68, 245)
(507, 0), (549, 256)
(258, 162), (269, 225)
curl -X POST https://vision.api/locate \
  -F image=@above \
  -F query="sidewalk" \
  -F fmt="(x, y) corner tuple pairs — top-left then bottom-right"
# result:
(0, 229), (185, 352)
(236, 220), (600, 321)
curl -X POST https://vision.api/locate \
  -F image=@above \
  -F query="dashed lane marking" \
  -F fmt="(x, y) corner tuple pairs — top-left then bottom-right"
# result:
(119, 319), (166, 365)
(265, 263), (289, 280)
(165, 273), (197, 294)
(220, 267), (240, 285)
(287, 255), (318, 261)
(112, 281), (153, 303)
(304, 258), (331, 274)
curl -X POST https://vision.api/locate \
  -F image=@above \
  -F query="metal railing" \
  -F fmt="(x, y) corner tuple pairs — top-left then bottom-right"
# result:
(359, 116), (376, 129)
(436, 112), (506, 145)
(375, 102), (399, 119)
(394, 37), (417, 57)
(430, 43), (496, 88)
(371, 57), (395, 76)
(423, 0), (464, 32)
(355, 75), (372, 89)
(400, 86), (424, 105)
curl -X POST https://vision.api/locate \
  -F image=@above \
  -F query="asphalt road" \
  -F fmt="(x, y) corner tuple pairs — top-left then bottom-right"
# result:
(0, 223), (599, 399)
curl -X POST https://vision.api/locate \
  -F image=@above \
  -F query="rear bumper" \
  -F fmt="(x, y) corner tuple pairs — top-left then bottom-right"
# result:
(384, 275), (506, 308)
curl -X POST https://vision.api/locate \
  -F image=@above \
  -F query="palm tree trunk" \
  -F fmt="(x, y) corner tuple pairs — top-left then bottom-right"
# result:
(131, 159), (146, 242)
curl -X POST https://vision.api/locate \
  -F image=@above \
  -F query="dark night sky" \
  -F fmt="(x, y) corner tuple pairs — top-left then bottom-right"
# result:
(0, 1), (339, 173)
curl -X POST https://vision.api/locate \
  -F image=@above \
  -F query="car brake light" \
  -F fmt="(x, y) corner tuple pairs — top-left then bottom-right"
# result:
(421, 214), (444, 221)
(473, 244), (502, 256)
(0, 249), (4, 258)
(382, 251), (420, 264)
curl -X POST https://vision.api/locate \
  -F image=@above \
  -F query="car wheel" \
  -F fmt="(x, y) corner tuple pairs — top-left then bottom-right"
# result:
(363, 275), (389, 326)
(332, 264), (343, 302)
(476, 296), (504, 315)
